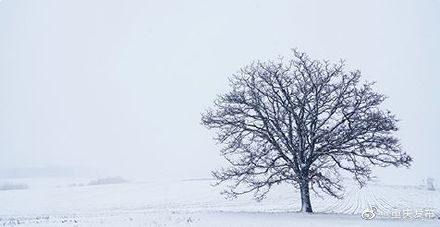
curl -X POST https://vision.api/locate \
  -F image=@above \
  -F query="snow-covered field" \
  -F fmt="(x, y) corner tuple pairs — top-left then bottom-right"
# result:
(0, 177), (439, 226)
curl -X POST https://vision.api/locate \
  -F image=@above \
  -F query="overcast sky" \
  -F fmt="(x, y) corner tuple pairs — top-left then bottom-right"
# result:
(0, 0), (438, 183)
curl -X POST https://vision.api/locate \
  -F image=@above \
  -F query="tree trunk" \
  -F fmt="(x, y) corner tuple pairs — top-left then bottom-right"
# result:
(299, 179), (313, 213)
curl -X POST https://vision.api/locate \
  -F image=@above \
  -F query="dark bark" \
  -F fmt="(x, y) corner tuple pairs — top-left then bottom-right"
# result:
(300, 178), (313, 213)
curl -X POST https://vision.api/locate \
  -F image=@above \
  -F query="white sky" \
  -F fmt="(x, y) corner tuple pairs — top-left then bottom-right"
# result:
(0, 0), (439, 184)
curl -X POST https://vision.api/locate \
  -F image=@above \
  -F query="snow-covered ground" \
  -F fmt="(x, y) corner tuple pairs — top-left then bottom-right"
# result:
(0, 177), (439, 226)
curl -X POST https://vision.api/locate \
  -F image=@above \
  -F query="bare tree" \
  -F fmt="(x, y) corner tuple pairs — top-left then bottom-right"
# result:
(201, 50), (412, 213)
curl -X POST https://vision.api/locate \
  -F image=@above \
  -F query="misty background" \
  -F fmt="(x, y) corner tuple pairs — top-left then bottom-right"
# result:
(0, 0), (438, 185)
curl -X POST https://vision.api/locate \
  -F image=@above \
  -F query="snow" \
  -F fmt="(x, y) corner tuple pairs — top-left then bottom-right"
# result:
(0, 178), (438, 226)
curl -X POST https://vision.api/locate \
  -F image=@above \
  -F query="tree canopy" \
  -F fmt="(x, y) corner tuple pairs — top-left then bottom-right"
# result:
(201, 50), (412, 212)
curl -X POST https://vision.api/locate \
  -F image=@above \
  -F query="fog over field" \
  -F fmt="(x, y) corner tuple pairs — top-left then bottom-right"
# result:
(1, 0), (439, 184)
(0, 0), (439, 226)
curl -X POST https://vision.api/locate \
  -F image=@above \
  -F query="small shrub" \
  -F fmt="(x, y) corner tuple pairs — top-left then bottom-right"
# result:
(88, 177), (127, 186)
(0, 182), (29, 191)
